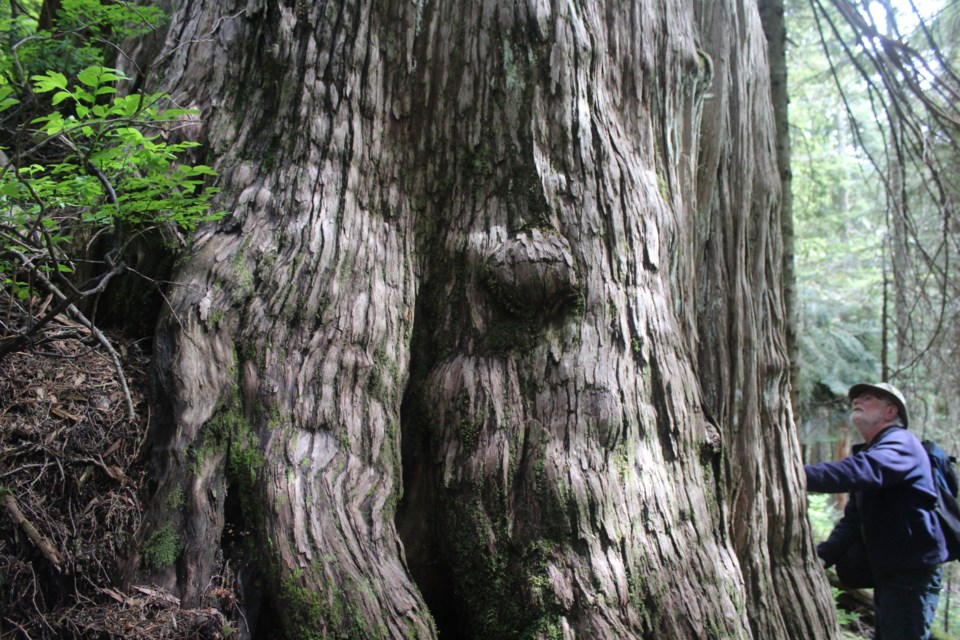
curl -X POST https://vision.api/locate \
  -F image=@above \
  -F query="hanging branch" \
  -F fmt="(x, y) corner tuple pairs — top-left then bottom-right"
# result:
(808, 0), (960, 381)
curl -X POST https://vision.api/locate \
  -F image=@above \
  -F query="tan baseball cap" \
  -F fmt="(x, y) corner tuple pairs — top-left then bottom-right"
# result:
(848, 382), (908, 427)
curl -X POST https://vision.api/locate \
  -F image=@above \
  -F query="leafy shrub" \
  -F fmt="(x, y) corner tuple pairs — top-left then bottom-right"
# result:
(0, 1), (221, 354)
(807, 492), (841, 542)
(1, 0), (165, 85)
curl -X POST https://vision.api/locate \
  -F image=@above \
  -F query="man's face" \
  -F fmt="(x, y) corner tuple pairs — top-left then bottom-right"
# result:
(850, 392), (898, 430)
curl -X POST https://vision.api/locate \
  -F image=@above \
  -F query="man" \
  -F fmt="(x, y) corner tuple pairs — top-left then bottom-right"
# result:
(805, 382), (947, 640)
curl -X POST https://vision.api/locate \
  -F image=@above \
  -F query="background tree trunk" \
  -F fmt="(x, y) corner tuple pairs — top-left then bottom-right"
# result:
(759, 0), (800, 422)
(127, 0), (836, 637)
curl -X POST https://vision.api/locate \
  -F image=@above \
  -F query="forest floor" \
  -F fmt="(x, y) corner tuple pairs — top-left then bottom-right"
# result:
(0, 296), (228, 639)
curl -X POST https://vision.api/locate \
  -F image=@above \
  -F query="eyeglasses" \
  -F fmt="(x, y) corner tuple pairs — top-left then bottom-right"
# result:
(851, 393), (890, 406)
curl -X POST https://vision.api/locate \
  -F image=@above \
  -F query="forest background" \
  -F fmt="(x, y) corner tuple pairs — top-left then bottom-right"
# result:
(790, 0), (960, 636)
(0, 0), (959, 638)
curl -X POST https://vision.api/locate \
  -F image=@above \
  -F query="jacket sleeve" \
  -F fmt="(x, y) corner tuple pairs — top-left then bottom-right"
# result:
(804, 432), (915, 494)
(816, 497), (861, 568)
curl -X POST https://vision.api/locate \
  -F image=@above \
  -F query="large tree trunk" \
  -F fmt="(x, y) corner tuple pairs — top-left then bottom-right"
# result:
(126, 0), (836, 637)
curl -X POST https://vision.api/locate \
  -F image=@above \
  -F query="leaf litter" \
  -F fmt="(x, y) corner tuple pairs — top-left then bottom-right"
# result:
(0, 299), (233, 639)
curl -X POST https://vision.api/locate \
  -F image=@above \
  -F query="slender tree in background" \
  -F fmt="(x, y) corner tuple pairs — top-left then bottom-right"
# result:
(788, 0), (890, 452)
(760, 0), (801, 423)
(123, 0), (835, 637)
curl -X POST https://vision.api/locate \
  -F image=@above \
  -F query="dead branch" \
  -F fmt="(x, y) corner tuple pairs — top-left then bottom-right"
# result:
(3, 493), (63, 573)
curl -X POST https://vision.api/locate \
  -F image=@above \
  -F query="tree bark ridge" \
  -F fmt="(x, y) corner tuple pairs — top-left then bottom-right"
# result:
(125, 0), (837, 637)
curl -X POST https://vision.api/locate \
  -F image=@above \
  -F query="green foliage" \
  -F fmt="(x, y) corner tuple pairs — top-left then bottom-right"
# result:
(831, 587), (862, 628)
(141, 522), (180, 570)
(0, 65), (221, 299)
(9, 66), (218, 219)
(806, 493), (841, 542)
(0, 1), (221, 351)
(0, 0), (165, 85)
(788, 0), (960, 460)
(787, 0), (890, 440)
(798, 297), (882, 434)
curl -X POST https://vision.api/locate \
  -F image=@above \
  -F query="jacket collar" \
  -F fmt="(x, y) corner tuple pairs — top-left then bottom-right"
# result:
(852, 425), (904, 453)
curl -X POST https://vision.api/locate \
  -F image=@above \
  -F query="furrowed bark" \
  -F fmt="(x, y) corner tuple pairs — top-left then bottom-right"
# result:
(126, 0), (836, 638)
(694, 2), (835, 636)
(127, 1), (432, 637)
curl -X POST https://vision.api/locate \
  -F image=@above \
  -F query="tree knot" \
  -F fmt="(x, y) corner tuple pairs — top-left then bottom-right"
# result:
(482, 229), (580, 320)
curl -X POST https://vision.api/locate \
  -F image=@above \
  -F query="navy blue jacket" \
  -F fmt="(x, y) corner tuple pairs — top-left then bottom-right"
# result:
(805, 426), (947, 575)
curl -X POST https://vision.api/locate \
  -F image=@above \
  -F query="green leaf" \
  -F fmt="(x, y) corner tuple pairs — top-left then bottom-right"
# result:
(75, 89), (95, 105)
(34, 112), (65, 134)
(161, 108), (200, 118)
(0, 182), (23, 197)
(0, 86), (19, 113)
(32, 71), (68, 93)
(51, 90), (73, 105)
(113, 94), (142, 117)
(77, 66), (118, 87)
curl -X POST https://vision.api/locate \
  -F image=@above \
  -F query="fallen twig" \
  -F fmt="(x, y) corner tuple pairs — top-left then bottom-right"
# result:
(3, 493), (63, 573)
